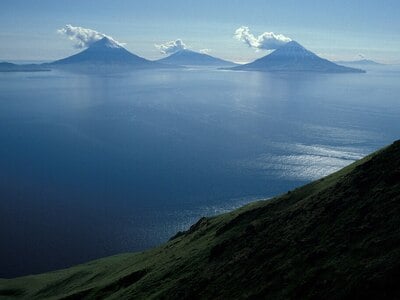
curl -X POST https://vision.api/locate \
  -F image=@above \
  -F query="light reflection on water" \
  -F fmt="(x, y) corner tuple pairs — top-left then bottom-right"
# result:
(238, 143), (366, 181)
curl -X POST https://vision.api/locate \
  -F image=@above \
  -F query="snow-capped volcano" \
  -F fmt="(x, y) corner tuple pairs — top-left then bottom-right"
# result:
(231, 41), (365, 73)
(49, 37), (157, 67)
(87, 36), (123, 49)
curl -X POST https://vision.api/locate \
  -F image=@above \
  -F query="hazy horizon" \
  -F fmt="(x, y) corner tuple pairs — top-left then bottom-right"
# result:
(0, 0), (399, 64)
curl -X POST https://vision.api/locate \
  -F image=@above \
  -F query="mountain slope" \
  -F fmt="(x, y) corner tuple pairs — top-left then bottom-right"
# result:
(156, 49), (237, 67)
(232, 41), (365, 73)
(48, 37), (161, 68)
(1, 140), (399, 299)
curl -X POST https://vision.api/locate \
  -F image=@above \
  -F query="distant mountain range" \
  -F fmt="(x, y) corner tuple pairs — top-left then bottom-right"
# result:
(230, 41), (365, 73)
(156, 49), (238, 67)
(334, 59), (384, 66)
(1, 39), (367, 73)
(47, 38), (236, 69)
(0, 62), (50, 72)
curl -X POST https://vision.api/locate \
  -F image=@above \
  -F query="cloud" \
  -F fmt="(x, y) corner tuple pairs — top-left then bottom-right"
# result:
(199, 48), (211, 54)
(155, 39), (187, 54)
(57, 24), (123, 49)
(234, 26), (291, 50)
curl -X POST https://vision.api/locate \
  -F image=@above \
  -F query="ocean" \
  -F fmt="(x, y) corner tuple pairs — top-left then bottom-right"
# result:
(1, 65), (399, 277)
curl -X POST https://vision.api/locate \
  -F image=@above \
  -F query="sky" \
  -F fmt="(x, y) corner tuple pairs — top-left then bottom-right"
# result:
(0, 0), (399, 63)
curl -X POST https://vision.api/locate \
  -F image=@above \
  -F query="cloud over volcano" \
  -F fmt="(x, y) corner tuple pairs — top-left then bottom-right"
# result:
(57, 24), (123, 49)
(155, 39), (187, 54)
(234, 26), (291, 50)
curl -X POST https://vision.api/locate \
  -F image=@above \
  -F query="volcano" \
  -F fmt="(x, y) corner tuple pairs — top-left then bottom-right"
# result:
(156, 49), (237, 67)
(48, 37), (162, 69)
(231, 41), (365, 73)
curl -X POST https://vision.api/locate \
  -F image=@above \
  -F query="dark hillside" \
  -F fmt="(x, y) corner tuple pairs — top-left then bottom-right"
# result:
(1, 141), (399, 299)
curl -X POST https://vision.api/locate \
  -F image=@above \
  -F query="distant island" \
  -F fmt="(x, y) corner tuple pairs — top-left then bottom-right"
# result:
(229, 41), (365, 73)
(0, 62), (50, 72)
(1, 140), (398, 299)
(334, 59), (384, 66)
(156, 49), (238, 67)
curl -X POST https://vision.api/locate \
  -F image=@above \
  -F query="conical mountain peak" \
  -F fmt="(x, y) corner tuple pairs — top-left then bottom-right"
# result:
(49, 36), (154, 67)
(231, 40), (364, 73)
(156, 49), (237, 67)
(282, 40), (303, 48)
(89, 37), (122, 49)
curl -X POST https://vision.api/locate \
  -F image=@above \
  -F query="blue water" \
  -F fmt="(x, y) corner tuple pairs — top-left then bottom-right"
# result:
(1, 66), (399, 277)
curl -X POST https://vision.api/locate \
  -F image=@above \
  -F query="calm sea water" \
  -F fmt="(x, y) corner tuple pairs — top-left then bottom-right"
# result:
(1, 66), (399, 277)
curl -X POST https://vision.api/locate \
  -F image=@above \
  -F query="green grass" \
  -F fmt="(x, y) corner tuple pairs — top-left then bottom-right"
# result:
(1, 140), (399, 299)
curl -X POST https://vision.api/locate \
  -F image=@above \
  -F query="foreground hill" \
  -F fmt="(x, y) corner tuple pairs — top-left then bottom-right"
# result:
(231, 41), (365, 73)
(1, 140), (399, 299)
(156, 49), (237, 67)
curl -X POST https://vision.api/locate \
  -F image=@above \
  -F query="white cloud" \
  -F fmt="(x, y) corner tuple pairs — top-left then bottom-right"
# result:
(57, 24), (123, 49)
(199, 48), (211, 54)
(234, 26), (291, 50)
(155, 39), (187, 54)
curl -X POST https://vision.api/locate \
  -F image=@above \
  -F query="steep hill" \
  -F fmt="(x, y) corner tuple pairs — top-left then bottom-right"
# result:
(231, 41), (365, 73)
(1, 140), (399, 299)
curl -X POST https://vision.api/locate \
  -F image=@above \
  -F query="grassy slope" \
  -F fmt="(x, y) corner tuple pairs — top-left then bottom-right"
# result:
(1, 141), (399, 299)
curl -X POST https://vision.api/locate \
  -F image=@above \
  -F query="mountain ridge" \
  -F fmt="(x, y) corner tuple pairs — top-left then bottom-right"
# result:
(1, 140), (399, 299)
